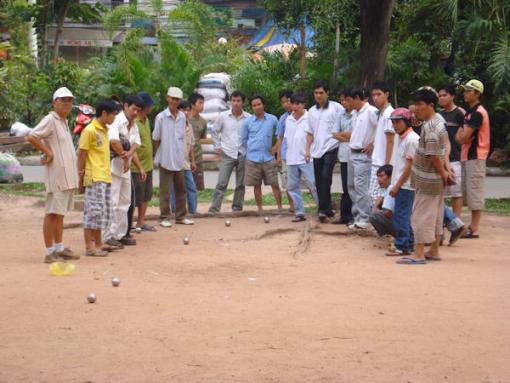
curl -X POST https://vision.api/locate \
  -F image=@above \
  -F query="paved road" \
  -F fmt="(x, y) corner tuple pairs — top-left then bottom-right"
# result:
(21, 165), (510, 198)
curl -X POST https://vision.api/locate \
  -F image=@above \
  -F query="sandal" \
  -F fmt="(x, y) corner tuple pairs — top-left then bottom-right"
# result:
(461, 226), (480, 239)
(101, 244), (117, 252)
(292, 215), (306, 223)
(86, 249), (108, 257)
(396, 256), (426, 265)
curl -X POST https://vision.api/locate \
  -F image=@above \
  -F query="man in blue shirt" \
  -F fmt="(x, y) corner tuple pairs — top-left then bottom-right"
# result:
(276, 90), (295, 212)
(242, 95), (283, 212)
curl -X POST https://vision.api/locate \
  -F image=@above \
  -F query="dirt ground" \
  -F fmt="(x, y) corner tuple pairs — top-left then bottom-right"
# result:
(0, 195), (509, 383)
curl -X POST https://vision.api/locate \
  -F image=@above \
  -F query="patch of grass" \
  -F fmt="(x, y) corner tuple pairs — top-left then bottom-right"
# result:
(484, 198), (510, 216)
(0, 182), (46, 198)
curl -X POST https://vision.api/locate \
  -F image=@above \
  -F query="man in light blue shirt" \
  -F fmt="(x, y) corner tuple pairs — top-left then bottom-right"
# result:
(241, 95), (283, 212)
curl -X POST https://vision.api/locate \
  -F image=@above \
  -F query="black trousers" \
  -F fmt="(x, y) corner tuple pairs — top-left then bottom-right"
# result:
(340, 162), (353, 220)
(313, 148), (338, 216)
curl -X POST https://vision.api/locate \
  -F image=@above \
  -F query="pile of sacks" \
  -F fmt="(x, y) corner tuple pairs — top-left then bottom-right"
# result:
(0, 153), (23, 184)
(196, 72), (232, 123)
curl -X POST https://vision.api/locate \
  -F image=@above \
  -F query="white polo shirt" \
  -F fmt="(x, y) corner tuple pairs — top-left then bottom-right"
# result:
(284, 111), (310, 165)
(212, 109), (251, 160)
(152, 108), (187, 171)
(371, 104), (396, 166)
(305, 100), (344, 158)
(349, 102), (378, 150)
(108, 111), (141, 179)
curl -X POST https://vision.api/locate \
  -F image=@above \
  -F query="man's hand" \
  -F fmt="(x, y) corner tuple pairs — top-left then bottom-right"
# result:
(78, 181), (85, 194)
(305, 152), (311, 163)
(362, 143), (374, 155)
(41, 151), (53, 165)
(122, 157), (130, 172)
(441, 172), (449, 187)
(191, 161), (197, 173)
(139, 169), (147, 182)
(389, 184), (400, 198)
(277, 158), (282, 167)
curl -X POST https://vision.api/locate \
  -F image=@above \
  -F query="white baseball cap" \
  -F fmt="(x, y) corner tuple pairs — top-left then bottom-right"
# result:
(167, 86), (183, 99)
(53, 87), (74, 101)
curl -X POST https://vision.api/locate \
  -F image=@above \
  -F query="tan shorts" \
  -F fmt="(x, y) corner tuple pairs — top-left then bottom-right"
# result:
(45, 189), (75, 215)
(462, 160), (486, 210)
(279, 161), (288, 191)
(444, 161), (462, 198)
(411, 191), (444, 244)
(245, 160), (279, 186)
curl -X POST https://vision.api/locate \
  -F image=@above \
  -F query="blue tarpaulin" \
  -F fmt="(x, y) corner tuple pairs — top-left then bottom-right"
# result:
(249, 19), (314, 49)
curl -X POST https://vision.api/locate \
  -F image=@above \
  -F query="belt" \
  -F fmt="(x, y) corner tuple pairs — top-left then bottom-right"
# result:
(351, 148), (364, 153)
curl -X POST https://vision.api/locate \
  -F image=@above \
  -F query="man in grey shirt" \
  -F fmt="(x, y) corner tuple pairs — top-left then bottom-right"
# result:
(209, 91), (251, 213)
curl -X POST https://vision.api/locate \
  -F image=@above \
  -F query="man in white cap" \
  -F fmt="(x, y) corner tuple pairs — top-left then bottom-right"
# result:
(26, 87), (80, 263)
(153, 86), (194, 227)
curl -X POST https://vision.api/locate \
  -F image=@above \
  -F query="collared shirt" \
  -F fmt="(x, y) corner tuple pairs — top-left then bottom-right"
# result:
(460, 103), (490, 161)
(336, 110), (353, 162)
(391, 128), (419, 191)
(276, 111), (290, 161)
(372, 104), (396, 166)
(184, 121), (195, 170)
(349, 102), (379, 150)
(412, 113), (448, 195)
(212, 109), (251, 160)
(241, 112), (278, 163)
(305, 100), (344, 158)
(439, 107), (464, 162)
(284, 111), (310, 166)
(30, 111), (79, 193)
(152, 108), (187, 171)
(382, 188), (395, 212)
(108, 111), (141, 179)
(79, 119), (112, 186)
(188, 114), (207, 163)
(130, 116), (153, 173)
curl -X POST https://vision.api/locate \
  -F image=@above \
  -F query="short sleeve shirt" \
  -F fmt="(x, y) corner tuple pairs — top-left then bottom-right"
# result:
(371, 104), (395, 166)
(152, 108), (187, 171)
(108, 112), (141, 179)
(349, 103), (379, 150)
(439, 107), (464, 162)
(241, 113), (278, 163)
(284, 111), (310, 166)
(412, 114), (448, 195)
(460, 104), (490, 161)
(131, 117), (153, 173)
(183, 121), (195, 170)
(305, 100), (344, 158)
(30, 111), (79, 193)
(336, 111), (353, 162)
(79, 119), (112, 186)
(188, 115), (207, 163)
(276, 111), (290, 161)
(392, 129), (419, 191)
(382, 189), (395, 212)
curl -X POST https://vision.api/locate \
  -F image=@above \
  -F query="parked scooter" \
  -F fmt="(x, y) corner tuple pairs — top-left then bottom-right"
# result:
(72, 104), (95, 147)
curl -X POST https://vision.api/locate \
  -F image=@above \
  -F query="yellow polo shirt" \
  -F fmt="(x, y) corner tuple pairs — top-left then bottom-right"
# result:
(79, 119), (112, 186)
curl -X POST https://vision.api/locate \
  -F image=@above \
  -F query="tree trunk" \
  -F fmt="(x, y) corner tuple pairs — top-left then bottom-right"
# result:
(299, 24), (306, 79)
(332, 21), (340, 85)
(53, 0), (72, 61)
(359, 0), (395, 87)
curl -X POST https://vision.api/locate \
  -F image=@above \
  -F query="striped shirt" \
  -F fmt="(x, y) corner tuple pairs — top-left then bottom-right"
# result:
(412, 113), (448, 196)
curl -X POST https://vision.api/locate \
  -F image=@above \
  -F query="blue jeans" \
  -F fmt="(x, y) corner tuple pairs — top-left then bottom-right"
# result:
(392, 188), (415, 253)
(171, 169), (197, 215)
(287, 162), (318, 216)
(443, 206), (464, 232)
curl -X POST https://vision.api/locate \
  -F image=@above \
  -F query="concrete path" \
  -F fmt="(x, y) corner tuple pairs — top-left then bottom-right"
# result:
(20, 165), (510, 198)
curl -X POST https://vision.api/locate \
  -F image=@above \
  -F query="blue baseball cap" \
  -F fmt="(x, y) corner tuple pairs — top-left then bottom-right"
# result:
(137, 92), (154, 108)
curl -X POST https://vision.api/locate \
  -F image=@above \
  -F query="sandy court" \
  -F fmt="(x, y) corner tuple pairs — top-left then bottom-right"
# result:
(0, 196), (509, 383)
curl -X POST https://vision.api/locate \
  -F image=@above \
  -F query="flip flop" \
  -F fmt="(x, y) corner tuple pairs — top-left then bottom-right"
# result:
(86, 249), (108, 257)
(461, 227), (479, 239)
(396, 256), (426, 265)
(425, 255), (441, 261)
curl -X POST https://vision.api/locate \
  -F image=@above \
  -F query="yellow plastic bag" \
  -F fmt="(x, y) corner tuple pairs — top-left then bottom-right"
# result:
(49, 262), (76, 276)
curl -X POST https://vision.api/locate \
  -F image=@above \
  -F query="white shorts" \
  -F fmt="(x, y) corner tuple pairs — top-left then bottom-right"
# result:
(45, 189), (75, 215)
(444, 161), (462, 198)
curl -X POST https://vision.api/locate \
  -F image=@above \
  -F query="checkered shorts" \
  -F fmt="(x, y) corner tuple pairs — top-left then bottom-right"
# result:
(83, 182), (112, 230)
(369, 165), (385, 205)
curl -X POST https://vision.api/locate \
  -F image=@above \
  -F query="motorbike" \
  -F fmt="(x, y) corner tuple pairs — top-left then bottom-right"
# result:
(72, 104), (95, 147)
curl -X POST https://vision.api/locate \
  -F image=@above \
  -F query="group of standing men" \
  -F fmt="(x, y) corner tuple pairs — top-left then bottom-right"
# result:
(28, 77), (489, 266)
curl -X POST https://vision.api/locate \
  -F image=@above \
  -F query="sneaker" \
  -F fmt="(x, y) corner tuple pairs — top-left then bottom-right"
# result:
(385, 249), (411, 257)
(231, 206), (243, 212)
(348, 222), (357, 230)
(176, 218), (194, 225)
(318, 213), (327, 223)
(56, 247), (80, 260)
(44, 252), (64, 264)
(119, 236), (137, 246)
(105, 238), (124, 249)
(449, 225), (466, 246)
(355, 221), (370, 229)
(160, 220), (172, 228)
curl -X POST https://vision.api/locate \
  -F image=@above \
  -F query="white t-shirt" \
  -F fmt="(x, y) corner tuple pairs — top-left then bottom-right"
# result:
(152, 108), (187, 171)
(284, 111), (310, 165)
(392, 129), (420, 190)
(108, 111), (141, 179)
(382, 189), (395, 212)
(305, 100), (344, 158)
(349, 102), (379, 150)
(371, 104), (396, 166)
